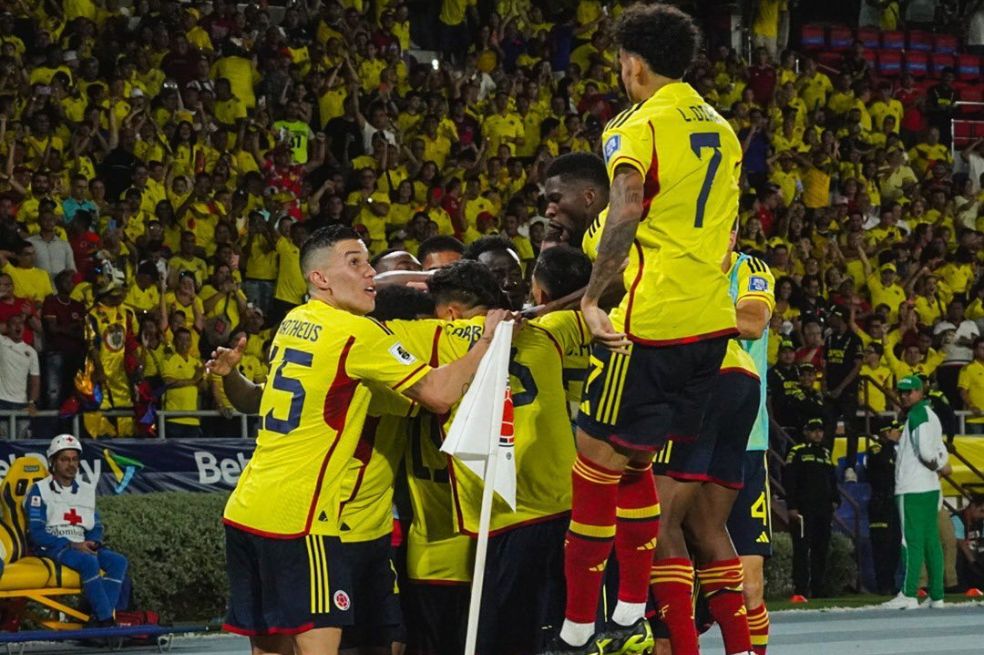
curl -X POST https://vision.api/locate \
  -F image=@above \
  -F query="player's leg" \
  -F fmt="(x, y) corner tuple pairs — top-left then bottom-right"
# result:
(249, 636), (292, 655)
(728, 451), (771, 654)
(294, 628), (343, 655)
(740, 556), (769, 654)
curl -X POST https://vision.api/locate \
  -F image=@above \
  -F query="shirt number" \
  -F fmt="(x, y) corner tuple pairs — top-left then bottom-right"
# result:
(264, 347), (313, 434)
(750, 491), (768, 526)
(509, 348), (538, 408)
(689, 132), (723, 228)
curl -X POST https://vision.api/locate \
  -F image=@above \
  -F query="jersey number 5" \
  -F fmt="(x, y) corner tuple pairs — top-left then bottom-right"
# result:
(264, 347), (314, 434)
(689, 132), (722, 228)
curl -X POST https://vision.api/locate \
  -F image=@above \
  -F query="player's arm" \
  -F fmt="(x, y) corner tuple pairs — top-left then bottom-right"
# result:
(402, 309), (511, 414)
(206, 336), (264, 413)
(735, 258), (775, 339)
(736, 298), (771, 339)
(581, 165), (642, 351)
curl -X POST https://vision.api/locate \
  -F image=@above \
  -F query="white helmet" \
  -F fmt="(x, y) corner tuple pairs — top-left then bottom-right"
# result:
(47, 434), (82, 460)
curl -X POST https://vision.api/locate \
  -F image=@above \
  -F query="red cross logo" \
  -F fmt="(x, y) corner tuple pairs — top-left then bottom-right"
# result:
(63, 509), (83, 526)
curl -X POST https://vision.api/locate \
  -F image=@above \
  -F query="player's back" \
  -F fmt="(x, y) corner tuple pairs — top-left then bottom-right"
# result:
(601, 81), (741, 345)
(224, 301), (429, 538)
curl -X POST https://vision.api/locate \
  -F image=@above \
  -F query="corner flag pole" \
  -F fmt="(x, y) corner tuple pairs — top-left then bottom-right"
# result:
(462, 420), (501, 655)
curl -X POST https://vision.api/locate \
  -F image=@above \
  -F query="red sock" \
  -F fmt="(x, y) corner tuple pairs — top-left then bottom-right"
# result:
(697, 559), (751, 655)
(746, 602), (769, 655)
(614, 463), (660, 606)
(563, 453), (621, 624)
(651, 558), (698, 655)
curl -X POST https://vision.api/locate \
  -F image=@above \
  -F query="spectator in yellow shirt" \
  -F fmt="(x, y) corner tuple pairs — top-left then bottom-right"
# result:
(867, 262), (908, 323)
(959, 339), (984, 433)
(0, 243), (54, 304)
(269, 221), (309, 326)
(162, 327), (204, 438)
(859, 343), (896, 414)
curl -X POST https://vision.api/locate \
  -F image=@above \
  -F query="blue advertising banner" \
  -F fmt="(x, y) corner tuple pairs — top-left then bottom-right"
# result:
(0, 440), (255, 495)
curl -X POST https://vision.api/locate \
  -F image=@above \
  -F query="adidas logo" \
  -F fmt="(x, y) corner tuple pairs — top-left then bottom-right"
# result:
(756, 532), (770, 544)
(637, 538), (657, 551)
(589, 561), (608, 573)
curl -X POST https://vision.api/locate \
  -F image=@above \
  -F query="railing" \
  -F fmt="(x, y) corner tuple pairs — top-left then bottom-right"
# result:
(0, 409), (257, 440)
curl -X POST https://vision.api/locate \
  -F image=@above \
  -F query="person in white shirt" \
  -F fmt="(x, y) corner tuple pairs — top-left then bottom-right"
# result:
(882, 375), (951, 610)
(0, 314), (40, 438)
(934, 299), (981, 407)
(27, 208), (76, 282)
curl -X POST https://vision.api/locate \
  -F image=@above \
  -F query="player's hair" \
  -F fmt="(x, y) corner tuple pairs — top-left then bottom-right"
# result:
(428, 260), (508, 310)
(533, 245), (592, 301)
(462, 235), (518, 261)
(544, 153), (609, 192)
(299, 225), (361, 274)
(369, 285), (435, 321)
(417, 235), (464, 263)
(613, 4), (700, 80)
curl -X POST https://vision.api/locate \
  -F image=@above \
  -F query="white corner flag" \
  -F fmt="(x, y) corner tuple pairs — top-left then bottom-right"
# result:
(440, 319), (516, 655)
(441, 319), (517, 510)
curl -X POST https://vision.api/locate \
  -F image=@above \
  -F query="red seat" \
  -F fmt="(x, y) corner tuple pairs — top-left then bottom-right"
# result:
(933, 34), (959, 55)
(817, 51), (843, 72)
(905, 51), (929, 78)
(929, 53), (956, 78)
(878, 51), (903, 78)
(801, 24), (825, 50)
(907, 30), (933, 52)
(828, 25), (854, 51)
(957, 54), (982, 81)
(958, 84), (984, 116)
(862, 49), (878, 67)
(881, 30), (905, 50)
(857, 27), (881, 49)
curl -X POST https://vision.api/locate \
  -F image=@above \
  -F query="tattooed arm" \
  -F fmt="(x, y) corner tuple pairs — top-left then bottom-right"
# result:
(581, 165), (644, 352)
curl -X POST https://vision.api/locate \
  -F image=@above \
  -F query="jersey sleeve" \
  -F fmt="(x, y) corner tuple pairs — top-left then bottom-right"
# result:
(532, 310), (590, 354)
(735, 256), (776, 312)
(347, 317), (432, 393)
(366, 382), (417, 418)
(601, 114), (653, 180)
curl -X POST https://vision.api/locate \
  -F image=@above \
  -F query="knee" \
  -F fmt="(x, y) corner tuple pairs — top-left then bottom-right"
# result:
(743, 574), (765, 608)
(70, 553), (101, 579)
(101, 550), (129, 577)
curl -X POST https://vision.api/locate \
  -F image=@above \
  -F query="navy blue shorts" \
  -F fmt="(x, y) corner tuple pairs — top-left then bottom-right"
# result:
(652, 370), (760, 488)
(339, 534), (402, 649)
(403, 581), (469, 655)
(727, 451), (773, 558)
(577, 338), (728, 451)
(477, 517), (568, 655)
(223, 525), (353, 636)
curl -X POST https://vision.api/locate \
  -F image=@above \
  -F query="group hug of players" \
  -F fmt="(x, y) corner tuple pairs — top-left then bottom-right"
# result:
(208, 6), (777, 655)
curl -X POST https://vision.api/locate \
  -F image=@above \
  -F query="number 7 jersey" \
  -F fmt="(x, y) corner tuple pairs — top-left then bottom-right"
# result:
(594, 81), (742, 345)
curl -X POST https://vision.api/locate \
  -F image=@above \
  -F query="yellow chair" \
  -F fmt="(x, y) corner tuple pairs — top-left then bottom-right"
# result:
(0, 456), (87, 629)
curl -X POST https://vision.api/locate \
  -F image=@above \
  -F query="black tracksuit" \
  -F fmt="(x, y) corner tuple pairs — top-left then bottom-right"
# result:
(866, 440), (899, 595)
(784, 441), (840, 597)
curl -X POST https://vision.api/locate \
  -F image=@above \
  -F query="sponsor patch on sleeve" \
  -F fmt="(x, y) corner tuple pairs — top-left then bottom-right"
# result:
(389, 342), (418, 366)
(603, 134), (621, 164)
(749, 276), (769, 292)
(30, 495), (41, 507)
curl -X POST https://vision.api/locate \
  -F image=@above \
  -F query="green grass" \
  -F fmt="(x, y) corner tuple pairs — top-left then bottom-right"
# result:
(769, 593), (981, 611)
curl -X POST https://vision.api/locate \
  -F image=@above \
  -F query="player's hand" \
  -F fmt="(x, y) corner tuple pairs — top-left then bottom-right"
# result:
(583, 303), (630, 354)
(207, 335), (247, 377)
(481, 308), (513, 343)
(71, 542), (97, 555)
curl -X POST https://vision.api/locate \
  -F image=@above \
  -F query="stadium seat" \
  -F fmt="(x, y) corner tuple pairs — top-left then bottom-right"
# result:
(861, 49), (877, 67)
(801, 24), (825, 50)
(906, 29), (933, 52)
(904, 51), (929, 78)
(856, 27), (881, 49)
(929, 53), (956, 78)
(828, 25), (853, 51)
(877, 51), (903, 78)
(817, 51), (843, 71)
(957, 54), (982, 81)
(933, 33), (959, 55)
(881, 30), (905, 50)
(0, 457), (86, 630)
(957, 84), (984, 116)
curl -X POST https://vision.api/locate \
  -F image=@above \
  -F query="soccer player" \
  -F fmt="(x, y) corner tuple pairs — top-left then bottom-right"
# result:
(389, 260), (591, 655)
(557, 5), (742, 654)
(542, 153), (610, 250)
(211, 225), (509, 655)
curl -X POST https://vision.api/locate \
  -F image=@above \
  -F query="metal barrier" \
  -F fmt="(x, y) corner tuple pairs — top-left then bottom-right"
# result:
(0, 409), (256, 440)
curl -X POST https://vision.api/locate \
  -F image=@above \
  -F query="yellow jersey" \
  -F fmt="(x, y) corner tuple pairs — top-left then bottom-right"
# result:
(596, 82), (739, 345)
(958, 361), (984, 424)
(338, 387), (416, 543)
(532, 310), (591, 404)
(161, 352), (202, 426)
(274, 237), (306, 304)
(223, 301), (432, 537)
(859, 363), (893, 413)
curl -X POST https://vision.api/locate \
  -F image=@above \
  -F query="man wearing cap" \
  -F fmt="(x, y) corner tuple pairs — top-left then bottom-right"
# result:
(25, 435), (128, 627)
(793, 363), (824, 437)
(768, 340), (803, 430)
(783, 418), (839, 600)
(867, 421), (902, 595)
(866, 261), (906, 323)
(824, 305), (864, 480)
(883, 375), (950, 609)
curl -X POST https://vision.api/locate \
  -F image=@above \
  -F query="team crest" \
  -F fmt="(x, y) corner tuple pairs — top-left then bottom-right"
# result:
(333, 590), (351, 611)
(749, 276), (769, 292)
(102, 324), (126, 352)
(603, 134), (621, 164)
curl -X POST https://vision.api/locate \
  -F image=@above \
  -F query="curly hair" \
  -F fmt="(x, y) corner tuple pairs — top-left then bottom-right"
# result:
(427, 260), (508, 310)
(613, 4), (701, 80)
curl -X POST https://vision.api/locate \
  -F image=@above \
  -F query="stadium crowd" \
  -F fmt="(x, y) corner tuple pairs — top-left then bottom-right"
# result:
(0, 0), (982, 652)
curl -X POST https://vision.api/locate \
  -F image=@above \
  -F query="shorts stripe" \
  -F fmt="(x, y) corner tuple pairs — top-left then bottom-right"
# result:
(306, 536), (317, 613)
(607, 352), (631, 425)
(306, 535), (332, 614)
(600, 352), (630, 425)
(654, 441), (673, 465)
(319, 537), (331, 612)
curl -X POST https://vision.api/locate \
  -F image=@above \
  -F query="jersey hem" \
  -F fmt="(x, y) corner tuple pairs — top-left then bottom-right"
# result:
(222, 518), (308, 540)
(627, 327), (739, 347)
(222, 622), (315, 636)
(719, 366), (760, 381)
